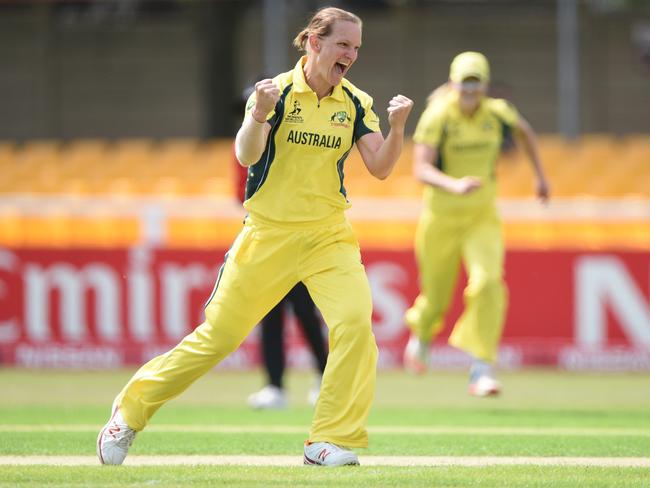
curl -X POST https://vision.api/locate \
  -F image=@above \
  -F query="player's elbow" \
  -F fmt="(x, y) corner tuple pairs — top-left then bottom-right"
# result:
(234, 142), (259, 167)
(235, 150), (253, 167)
(367, 161), (392, 180)
(372, 170), (391, 180)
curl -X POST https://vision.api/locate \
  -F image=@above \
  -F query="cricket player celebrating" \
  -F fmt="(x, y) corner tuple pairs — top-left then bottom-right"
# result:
(403, 51), (549, 396)
(97, 7), (413, 467)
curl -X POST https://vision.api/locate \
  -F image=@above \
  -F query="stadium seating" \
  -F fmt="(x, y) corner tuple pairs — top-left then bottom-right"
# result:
(0, 135), (647, 248)
(0, 136), (646, 199)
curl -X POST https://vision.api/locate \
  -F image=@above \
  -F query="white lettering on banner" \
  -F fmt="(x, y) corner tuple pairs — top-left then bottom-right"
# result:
(128, 247), (154, 341)
(24, 263), (121, 342)
(366, 262), (408, 341)
(0, 249), (19, 341)
(160, 263), (216, 339)
(559, 347), (650, 371)
(575, 256), (650, 347)
(15, 344), (122, 368)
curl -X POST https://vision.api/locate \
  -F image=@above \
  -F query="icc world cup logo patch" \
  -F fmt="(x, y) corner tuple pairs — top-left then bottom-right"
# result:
(284, 100), (304, 124)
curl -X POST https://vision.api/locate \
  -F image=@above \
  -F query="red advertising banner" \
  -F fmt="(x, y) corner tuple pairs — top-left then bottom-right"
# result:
(0, 247), (648, 370)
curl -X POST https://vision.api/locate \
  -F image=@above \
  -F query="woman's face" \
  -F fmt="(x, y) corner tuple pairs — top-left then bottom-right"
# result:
(312, 20), (361, 87)
(456, 76), (487, 110)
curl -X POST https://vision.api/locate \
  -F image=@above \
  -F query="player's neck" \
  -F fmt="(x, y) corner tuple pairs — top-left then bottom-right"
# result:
(303, 61), (334, 101)
(459, 99), (480, 117)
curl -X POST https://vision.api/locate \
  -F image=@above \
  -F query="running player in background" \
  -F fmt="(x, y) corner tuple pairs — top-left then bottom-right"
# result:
(98, 6), (413, 467)
(403, 51), (549, 396)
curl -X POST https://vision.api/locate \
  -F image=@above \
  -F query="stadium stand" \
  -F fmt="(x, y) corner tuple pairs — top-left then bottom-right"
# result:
(0, 136), (647, 199)
(0, 136), (647, 249)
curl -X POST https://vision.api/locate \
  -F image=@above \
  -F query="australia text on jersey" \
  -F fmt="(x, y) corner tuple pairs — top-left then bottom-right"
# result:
(287, 130), (342, 149)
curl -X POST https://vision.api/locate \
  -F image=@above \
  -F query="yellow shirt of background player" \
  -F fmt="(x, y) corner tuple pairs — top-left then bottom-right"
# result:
(242, 56), (381, 223)
(413, 91), (519, 212)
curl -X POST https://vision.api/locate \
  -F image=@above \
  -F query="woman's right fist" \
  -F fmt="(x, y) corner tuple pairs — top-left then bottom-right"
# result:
(252, 79), (280, 123)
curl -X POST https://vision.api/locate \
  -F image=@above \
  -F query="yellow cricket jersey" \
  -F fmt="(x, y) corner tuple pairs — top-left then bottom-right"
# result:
(413, 91), (519, 212)
(242, 56), (381, 223)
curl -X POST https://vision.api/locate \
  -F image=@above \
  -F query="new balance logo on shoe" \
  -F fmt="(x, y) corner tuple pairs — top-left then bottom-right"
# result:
(303, 441), (359, 466)
(317, 449), (330, 462)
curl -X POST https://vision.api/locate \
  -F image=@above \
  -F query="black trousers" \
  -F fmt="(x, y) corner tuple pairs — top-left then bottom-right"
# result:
(260, 282), (328, 388)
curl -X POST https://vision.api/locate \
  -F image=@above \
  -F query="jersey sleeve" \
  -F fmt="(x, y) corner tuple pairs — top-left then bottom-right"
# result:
(412, 105), (445, 148)
(488, 98), (520, 128)
(353, 96), (381, 140)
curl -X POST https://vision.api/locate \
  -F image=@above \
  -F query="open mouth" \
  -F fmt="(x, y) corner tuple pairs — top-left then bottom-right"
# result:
(335, 62), (347, 75)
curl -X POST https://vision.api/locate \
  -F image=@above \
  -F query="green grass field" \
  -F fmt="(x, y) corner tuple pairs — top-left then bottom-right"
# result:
(2, 368), (649, 487)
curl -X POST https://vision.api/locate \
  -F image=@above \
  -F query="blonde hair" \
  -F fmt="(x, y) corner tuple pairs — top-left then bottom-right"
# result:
(293, 7), (362, 52)
(426, 82), (453, 106)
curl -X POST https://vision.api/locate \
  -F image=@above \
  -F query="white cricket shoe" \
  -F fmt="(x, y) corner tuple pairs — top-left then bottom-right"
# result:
(97, 407), (137, 465)
(247, 385), (288, 410)
(468, 375), (502, 397)
(303, 441), (359, 466)
(403, 334), (429, 374)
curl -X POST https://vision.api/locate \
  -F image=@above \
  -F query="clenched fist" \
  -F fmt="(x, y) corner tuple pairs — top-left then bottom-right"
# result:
(387, 94), (414, 130)
(252, 79), (280, 123)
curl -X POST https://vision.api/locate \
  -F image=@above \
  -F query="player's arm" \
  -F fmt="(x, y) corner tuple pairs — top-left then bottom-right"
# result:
(356, 94), (413, 180)
(235, 79), (278, 167)
(515, 116), (550, 203)
(413, 143), (482, 195)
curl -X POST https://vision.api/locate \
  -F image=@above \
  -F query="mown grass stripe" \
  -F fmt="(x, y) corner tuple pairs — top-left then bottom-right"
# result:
(2, 425), (650, 437)
(1, 455), (649, 467)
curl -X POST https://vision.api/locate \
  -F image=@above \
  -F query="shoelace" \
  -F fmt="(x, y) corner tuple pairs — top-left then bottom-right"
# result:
(328, 443), (343, 453)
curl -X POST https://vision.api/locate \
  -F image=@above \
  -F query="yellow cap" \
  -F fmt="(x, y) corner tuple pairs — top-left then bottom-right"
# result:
(449, 51), (490, 83)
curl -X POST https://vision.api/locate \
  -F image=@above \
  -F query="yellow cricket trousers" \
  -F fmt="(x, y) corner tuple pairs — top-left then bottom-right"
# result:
(405, 205), (507, 363)
(115, 213), (378, 448)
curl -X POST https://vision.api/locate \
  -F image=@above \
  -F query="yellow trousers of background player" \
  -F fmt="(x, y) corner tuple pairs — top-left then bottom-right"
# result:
(405, 205), (507, 363)
(115, 213), (377, 448)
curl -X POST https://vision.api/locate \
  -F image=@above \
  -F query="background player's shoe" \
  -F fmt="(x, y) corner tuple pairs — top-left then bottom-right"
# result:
(403, 334), (429, 374)
(468, 360), (501, 397)
(247, 385), (288, 409)
(468, 375), (502, 397)
(307, 375), (321, 407)
(303, 441), (359, 466)
(307, 386), (320, 407)
(96, 407), (137, 465)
